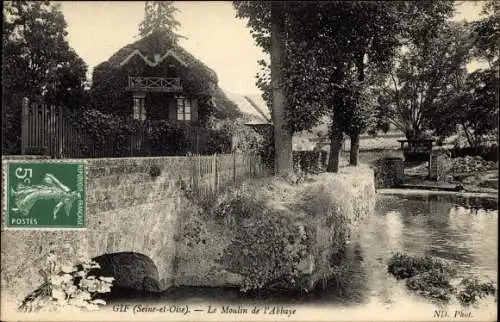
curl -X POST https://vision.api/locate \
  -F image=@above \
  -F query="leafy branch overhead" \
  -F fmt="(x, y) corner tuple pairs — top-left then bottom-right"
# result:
(233, 1), (457, 171)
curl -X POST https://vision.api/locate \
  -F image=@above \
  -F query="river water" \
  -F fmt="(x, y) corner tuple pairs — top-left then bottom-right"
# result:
(100, 193), (498, 321)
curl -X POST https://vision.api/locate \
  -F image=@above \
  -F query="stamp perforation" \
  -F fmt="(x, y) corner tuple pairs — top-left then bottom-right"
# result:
(2, 159), (89, 231)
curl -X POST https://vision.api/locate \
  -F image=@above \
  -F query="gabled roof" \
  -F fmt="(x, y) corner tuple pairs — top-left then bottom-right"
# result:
(119, 49), (188, 67)
(95, 31), (218, 83)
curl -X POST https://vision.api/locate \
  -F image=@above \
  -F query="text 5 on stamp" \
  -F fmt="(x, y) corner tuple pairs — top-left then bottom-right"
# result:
(4, 161), (86, 229)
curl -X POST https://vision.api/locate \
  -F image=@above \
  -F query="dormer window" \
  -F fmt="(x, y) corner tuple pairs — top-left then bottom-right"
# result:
(176, 97), (191, 121)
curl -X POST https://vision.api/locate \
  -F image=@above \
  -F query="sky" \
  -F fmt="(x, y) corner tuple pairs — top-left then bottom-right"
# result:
(59, 1), (488, 96)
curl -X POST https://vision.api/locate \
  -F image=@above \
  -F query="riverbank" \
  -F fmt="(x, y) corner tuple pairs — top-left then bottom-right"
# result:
(174, 165), (376, 292)
(5, 190), (497, 321)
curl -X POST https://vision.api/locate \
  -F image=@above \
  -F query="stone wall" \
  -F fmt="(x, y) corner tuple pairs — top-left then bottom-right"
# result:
(1, 155), (376, 307)
(1, 156), (201, 307)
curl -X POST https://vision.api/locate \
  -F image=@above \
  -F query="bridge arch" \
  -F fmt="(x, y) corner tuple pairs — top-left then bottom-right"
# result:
(91, 252), (161, 301)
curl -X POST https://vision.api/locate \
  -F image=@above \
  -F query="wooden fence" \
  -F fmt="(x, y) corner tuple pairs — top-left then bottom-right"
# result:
(20, 100), (229, 158)
(188, 152), (267, 198)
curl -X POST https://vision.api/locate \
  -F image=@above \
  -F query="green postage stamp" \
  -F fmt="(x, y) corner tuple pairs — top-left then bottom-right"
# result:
(3, 161), (86, 229)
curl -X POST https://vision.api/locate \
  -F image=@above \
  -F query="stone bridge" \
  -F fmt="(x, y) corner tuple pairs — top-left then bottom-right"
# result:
(1, 156), (210, 305)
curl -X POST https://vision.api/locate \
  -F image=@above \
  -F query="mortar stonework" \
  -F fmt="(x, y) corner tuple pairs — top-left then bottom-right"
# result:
(1, 156), (193, 306)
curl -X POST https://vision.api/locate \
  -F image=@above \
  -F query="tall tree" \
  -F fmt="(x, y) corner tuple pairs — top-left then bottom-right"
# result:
(2, 1), (88, 153)
(235, 1), (455, 171)
(431, 1), (499, 148)
(377, 21), (472, 141)
(270, 2), (293, 176)
(138, 1), (185, 43)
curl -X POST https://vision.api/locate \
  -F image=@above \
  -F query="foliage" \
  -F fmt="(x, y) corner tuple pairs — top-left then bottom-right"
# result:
(469, 0), (499, 66)
(2, 1), (88, 106)
(405, 269), (455, 302)
(19, 254), (114, 313)
(214, 185), (311, 292)
(456, 277), (497, 306)
(293, 151), (328, 173)
(2, 1), (88, 154)
(377, 21), (472, 140)
(211, 88), (243, 120)
(210, 167), (374, 292)
(388, 252), (452, 280)
(234, 1), (455, 170)
(138, 1), (185, 43)
(180, 212), (207, 248)
(68, 109), (230, 156)
(388, 252), (497, 305)
(432, 65), (499, 148)
(91, 30), (218, 124)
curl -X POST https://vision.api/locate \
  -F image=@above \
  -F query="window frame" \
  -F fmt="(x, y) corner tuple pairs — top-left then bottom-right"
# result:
(133, 96), (146, 121)
(176, 97), (192, 121)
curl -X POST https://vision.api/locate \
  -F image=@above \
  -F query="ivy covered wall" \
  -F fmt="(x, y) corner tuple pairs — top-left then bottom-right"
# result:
(90, 31), (221, 127)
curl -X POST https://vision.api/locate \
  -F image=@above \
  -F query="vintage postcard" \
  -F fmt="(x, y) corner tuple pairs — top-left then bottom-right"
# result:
(1, 1), (498, 322)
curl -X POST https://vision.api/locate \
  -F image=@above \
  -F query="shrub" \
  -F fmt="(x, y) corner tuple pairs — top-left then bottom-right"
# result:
(456, 277), (497, 306)
(67, 109), (232, 157)
(210, 167), (375, 293)
(388, 253), (452, 280)
(388, 253), (496, 305)
(18, 253), (114, 313)
(405, 269), (455, 302)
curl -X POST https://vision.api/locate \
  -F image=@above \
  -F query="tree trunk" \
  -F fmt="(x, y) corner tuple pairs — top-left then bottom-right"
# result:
(327, 119), (344, 173)
(270, 2), (293, 177)
(461, 122), (474, 148)
(349, 131), (360, 166)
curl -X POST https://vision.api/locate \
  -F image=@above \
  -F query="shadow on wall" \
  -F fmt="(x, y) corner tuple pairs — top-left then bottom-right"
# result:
(90, 252), (161, 302)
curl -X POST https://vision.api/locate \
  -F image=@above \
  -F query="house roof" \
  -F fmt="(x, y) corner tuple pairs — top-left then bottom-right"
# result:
(119, 49), (188, 67)
(223, 91), (271, 124)
(96, 31), (218, 83)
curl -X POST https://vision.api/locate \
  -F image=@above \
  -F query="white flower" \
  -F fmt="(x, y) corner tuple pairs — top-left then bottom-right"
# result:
(61, 265), (77, 273)
(50, 275), (64, 286)
(98, 276), (114, 283)
(97, 283), (112, 293)
(51, 288), (66, 301)
(74, 270), (86, 278)
(74, 290), (91, 301)
(68, 298), (87, 308)
(91, 299), (107, 306)
(60, 273), (73, 283)
(85, 303), (100, 311)
(63, 284), (78, 296)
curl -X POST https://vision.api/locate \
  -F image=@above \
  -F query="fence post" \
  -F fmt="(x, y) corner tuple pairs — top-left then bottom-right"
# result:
(21, 97), (30, 154)
(191, 153), (198, 194)
(233, 152), (236, 184)
(212, 153), (218, 195)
